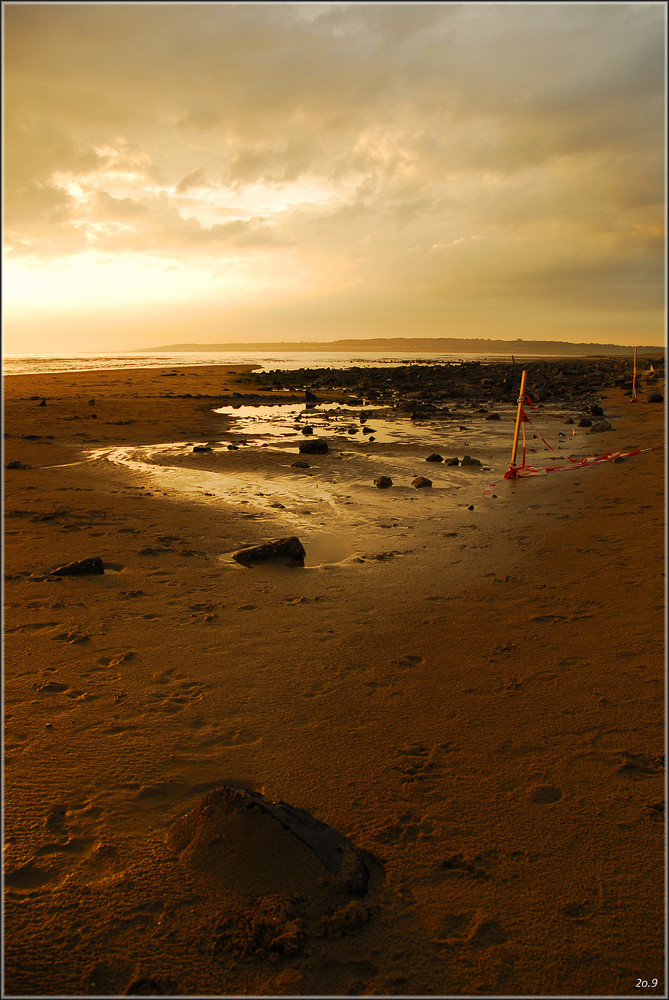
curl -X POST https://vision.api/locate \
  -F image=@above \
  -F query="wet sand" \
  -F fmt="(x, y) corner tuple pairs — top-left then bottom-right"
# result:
(3, 362), (665, 997)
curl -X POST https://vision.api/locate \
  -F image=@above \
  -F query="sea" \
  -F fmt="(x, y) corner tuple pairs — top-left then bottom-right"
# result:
(3, 348), (570, 377)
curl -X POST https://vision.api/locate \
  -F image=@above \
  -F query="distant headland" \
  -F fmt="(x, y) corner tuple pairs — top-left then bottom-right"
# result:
(137, 337), (661, 357)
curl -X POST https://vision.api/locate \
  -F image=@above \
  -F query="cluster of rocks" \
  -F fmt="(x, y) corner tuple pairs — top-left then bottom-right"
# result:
(238, 356), (664, 414)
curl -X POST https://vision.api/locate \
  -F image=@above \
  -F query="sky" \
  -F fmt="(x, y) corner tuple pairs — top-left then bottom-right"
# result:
(2, 2), (666, 354)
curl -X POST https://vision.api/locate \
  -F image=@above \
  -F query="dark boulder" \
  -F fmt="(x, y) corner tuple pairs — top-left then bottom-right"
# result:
(648, 392), (664, 403)
(301, 425), (314, 436)
(373, 476), (393, 489)
(485, 413), (501, 421)
(445, 457), (459, 466)
(291, 460), (311, 468)
(232, 536), (306, 566)
(412, 476), (433, 488)
(461, 455), (482, 467)
(578, 417), (592, 428)
(305, 389), (318, 402)
(192, 445), (212, 453)
(590, 404), (604, 417)
(50, 557), (104, 576)
(6, 460), (25, 469)
(426, 453), (443, 463)
(299, 438), (329, 454)
(590, 420), (612, 433)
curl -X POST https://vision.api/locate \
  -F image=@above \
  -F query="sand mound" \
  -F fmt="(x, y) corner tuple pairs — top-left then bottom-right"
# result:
(166, 785), (369, 899)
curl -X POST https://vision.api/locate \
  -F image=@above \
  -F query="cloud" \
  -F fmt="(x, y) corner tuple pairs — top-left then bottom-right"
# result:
(3, 2), (665, 347)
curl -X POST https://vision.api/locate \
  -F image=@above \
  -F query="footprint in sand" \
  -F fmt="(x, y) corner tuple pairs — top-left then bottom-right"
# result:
(528, 784), (563, 804)
(434, 910), (507, 948)
(392, 654), (424, 669)
(97, 651), (136, 668)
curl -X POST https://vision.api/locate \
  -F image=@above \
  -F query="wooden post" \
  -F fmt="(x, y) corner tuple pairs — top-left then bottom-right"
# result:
(509, 369), (527, 472)
(632, 346), (638, 402)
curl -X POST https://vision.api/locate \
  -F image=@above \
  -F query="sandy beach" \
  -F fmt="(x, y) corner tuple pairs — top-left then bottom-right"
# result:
(3, 359), (665, 998)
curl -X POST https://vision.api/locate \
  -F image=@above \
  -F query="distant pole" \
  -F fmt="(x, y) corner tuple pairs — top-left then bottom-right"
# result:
(632, 347), (638, 402)
(509, 369), (527, 472)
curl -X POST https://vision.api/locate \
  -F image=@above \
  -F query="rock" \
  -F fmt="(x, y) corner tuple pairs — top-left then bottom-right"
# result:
(38, 399), (47, 406)
(426, 453), (443, 462)
(88, 399), (96, 406)
(6, 460), (25, 469)
(292, 460), (311, 469)
(445, 457), (459, 466)
(301, 425), (314, 436)
(305, 389), (318, 402)
(648, 392), (664, 403)
(227, 444), (238, 450)
(192, 445), (212, 453)
(299, 438), (328, 454)
(485, 413), (501, 420)
(347, 427), (359, 434)
(373, 476), (393, 488)
(50, 557), (104, 576)
(578, 417), (592, 427)
(590, 420), (612, 433)
(362, 426), (375, 434)
(412, 476), (432, 488)
(167, 784), (369, 897)
(590, 404), (604, 416)
(461, 455), (481, 467)
(232, 537), (306, 566)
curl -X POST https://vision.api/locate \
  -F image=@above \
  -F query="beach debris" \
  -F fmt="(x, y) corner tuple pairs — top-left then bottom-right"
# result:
(461, 455), (482, 467)
(590, 420), (612, 433)
(232, 536), (306, 566)
(192, 444), (212, 452)
(446, 457), (459, 466)
(50, 556), (104, 576)
(299, 438), (329, 454)
(426, 453), (443, 462)
(167, 785), (369, 893)
(411, 476), (433, 488)
(374, 476), (393, 489)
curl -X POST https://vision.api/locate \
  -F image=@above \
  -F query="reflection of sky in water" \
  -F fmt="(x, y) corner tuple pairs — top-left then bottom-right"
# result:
(213, 401), (501, 448)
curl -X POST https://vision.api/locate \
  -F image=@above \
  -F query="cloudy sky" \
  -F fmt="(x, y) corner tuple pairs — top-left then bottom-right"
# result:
(3, 2), (666, 353)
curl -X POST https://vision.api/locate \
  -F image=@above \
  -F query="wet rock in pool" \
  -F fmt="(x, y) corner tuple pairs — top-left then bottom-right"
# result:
(299, 438), (329, 454)
(232, 537), (306, 566)
(412, 476), (433, 488)
(373, 476), (393, 489)
(50, 556), (104, 576)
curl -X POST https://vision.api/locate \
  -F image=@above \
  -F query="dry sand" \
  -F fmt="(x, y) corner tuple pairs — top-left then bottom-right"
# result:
(3, 363), (665, 997)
